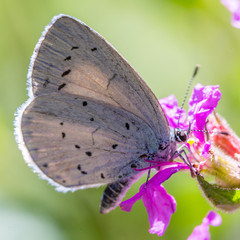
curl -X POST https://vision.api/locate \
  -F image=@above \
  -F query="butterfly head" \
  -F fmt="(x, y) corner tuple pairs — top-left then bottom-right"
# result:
(174, 128), (189, 143)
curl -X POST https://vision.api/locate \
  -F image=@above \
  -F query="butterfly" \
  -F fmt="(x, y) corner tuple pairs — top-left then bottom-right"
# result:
(15, 14), (183, 214)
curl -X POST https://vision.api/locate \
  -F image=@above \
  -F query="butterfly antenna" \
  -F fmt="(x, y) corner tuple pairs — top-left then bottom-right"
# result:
(191, 129), (230, 136)
(177, 64), (200, 128)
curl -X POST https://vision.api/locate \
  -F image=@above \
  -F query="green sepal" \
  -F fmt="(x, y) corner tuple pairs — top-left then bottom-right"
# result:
(197, 174), (240, 212)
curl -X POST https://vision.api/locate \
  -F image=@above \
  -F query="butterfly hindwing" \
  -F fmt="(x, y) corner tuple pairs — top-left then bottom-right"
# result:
(21, 93), (159, 189)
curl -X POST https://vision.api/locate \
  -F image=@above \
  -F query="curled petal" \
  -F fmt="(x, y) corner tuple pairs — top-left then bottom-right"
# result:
(188, 84), (221, 143)
(187, 211), (222, 240)
(142, 185), (176, 236)
(145, 162), (189, 189)
(120, 191), (142, 212)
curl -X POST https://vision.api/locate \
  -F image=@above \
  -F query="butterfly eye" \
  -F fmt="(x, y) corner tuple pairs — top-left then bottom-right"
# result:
(175, 130), (188, 142)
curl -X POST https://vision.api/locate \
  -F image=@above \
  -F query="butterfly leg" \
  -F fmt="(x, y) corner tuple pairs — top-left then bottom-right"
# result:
(173, 145), (199, 176)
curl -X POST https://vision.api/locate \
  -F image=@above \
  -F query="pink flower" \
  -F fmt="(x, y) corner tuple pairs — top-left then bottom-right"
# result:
(120, 84), (223, 237)
(221, 0), (240, 28)
(120, 163), (189, 236)
(187, 211), (222, 240)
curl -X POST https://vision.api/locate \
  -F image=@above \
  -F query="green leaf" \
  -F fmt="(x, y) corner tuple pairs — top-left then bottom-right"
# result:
(197, 175), (240, 212)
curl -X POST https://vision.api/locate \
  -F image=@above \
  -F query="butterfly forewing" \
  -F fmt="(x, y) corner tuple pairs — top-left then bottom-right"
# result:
(17, 14), (170, 191)
(30, 15), (169, 141)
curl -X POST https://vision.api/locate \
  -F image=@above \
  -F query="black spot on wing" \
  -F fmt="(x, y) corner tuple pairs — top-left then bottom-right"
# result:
(112, 144), (118, 149)
(43, 78), (50, 88)
(64, 56), (71, 61)
(91, 47), (97, 51)
(101, 173), (105, 179)
(82, 101), (88, 106)
(85, 151), (92, 157)
(61, 69), (71, 77)
(90, 117), (94, 121)
(62, 132), (66, 139)
(75, 145), (80, 149)
(71, 46), (79, 50)
(125, 122), (130, 130)
(58, 83), (66, 91)
(43, 163), (48, 168)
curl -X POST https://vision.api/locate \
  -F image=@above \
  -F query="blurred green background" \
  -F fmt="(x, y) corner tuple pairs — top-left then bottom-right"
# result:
(1, 0), (240, 239)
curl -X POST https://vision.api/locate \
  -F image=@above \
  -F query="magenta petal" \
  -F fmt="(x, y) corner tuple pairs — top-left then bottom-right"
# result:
(121, 163), (188, 212)
(188, 84), (221, 143)
(145, 162), (189, 189)
(187, 211), (222, 240)
(142, 185), (176, 236)
(120, 163), (189, 236)
(201, 140), (211, 159)
(159, 95), (188, 129)
(120, 191), (143, 212)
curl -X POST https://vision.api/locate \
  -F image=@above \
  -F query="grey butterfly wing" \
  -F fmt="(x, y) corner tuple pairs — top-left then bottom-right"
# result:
(16, 15), (170, 197)
(20, 93), (159, 190)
